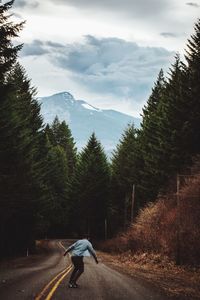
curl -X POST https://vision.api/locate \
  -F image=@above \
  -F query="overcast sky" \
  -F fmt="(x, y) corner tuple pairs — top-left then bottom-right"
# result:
(9, 0), (200, 116)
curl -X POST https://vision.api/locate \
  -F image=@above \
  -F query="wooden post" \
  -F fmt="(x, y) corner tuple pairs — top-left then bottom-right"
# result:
(131, 184), (135, 223)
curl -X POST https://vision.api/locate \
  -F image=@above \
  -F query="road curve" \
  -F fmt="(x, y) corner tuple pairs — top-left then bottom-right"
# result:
(0, 239), (170, 300)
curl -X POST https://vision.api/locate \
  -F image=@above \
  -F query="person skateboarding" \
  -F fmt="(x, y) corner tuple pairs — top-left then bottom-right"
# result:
(63, 237), (99, 288)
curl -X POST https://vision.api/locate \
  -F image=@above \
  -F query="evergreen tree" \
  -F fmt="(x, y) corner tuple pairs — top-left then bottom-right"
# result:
(45, 145), (69, 236)
(71, 133), (110, 239)
(138, 63), (189, 201)
(156, 55), (191, 178)
(0, 62), (46, 255)
(43, 117), (77, 236)
(139, 69), (166, 201)
(184, 19), (200, 155)
(111, 124), (141, 230)
(50, 117), (77, 177)
(0, 0), (24, 83)
(0, 2), (27, 255)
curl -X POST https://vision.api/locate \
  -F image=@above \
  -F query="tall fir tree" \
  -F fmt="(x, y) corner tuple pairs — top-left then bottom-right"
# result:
(43, 117), (77, 236)
(0, 61), (46, 255)
(44, 144), (69, 236)
(111, 124), (141, 230)
(0, 0), (24, 83)
(139, 69), (166, 201)
(50, 116), (77, 177)
(0, 1), (27, 255)
(155, 55), (191, 179)
(70, 133), (110, 239)
(184, 19), (200, 155)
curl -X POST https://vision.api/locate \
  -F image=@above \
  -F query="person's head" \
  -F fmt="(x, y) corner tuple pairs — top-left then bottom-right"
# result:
(80, 233), (90, 240)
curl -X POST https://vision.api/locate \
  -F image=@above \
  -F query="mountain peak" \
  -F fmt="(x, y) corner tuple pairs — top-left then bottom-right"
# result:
(38, 91), (141, 155)
(53, 91), (75, 102)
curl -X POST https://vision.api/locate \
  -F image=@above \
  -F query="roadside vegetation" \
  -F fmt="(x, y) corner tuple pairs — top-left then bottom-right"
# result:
(100, 174), (200, 265)
(99, 175), (200, 299)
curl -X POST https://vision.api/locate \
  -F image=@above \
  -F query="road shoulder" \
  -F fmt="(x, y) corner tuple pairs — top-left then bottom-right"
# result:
(98, 251), (200, 300)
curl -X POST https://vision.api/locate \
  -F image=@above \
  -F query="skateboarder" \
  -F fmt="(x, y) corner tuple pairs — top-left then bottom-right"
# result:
(63, 238), (99, 288)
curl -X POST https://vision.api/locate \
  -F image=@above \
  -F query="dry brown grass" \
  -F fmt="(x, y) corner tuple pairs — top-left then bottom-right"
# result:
(101, 177), (200, 265)
(99, 173), (200, 299)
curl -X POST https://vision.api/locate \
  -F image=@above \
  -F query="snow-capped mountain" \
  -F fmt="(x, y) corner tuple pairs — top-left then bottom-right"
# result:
(38, 92), (141, 155)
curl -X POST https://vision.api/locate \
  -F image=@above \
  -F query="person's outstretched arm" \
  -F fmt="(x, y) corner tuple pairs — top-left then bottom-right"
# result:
(63, 242), (76, 256)
(87, 243), (98, 264)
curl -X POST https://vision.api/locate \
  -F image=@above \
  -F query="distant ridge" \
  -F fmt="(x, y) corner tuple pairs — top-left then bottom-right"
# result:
(38, 92), (141, 155)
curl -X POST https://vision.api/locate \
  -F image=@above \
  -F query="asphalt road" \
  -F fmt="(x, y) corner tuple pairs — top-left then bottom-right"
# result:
(0, 240), (170, 300)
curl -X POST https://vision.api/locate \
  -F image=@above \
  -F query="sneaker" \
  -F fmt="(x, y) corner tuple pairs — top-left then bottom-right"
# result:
(68, 282), (78, 288)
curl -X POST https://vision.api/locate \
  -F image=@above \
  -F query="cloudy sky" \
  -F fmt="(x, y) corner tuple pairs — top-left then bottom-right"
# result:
(9, 0), (200, 116)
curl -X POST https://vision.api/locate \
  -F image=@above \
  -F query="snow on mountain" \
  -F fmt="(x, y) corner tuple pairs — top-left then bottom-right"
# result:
(81, 102), (100, 111)
(38, 92), (141, 156)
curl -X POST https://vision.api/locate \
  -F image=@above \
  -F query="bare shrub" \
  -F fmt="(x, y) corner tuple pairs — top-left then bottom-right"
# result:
(132, 198), (175, 254)
(102, 177), (200, 265)
(178, 178), (200, 264)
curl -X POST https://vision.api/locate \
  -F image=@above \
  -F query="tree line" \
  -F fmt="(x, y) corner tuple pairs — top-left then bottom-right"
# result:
(1, 1), (200, 256)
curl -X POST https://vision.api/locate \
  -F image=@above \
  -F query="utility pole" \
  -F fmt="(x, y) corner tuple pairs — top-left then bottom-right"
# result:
(131, 184), (135, 223)
(87, 218), (90, 238)
(124, 195), (129, 230)
(176, 174), (181, 265)
(104, 219), (107, 240)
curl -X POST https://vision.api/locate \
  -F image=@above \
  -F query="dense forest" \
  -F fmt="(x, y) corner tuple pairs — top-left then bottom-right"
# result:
(1, 1), (200, 262)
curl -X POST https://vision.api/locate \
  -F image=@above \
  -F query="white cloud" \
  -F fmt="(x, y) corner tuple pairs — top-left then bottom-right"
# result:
(19, 36), (174, 116)
(13, 0), (39, 9)
(49, 0), (170, 18)
(186, 2), (200, 8)
(13, 0), (200, 116)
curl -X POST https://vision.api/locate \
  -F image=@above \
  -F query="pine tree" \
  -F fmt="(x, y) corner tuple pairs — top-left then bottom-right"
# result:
(0, 61), (46, 255)
(0, 0), (24, 83)
(111, 124), (141, 230)
(50, 117), (77, 177)
(45, 145), (69, 236)
(139, 69), (166, 201)
(0, 2), (27, 255)
(71, 133), (110, 238)
(184, 19), (200, 155)
(138, 64), (189, 201)
(43, 118), (77, 236)
(156, 55), (191, 178)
